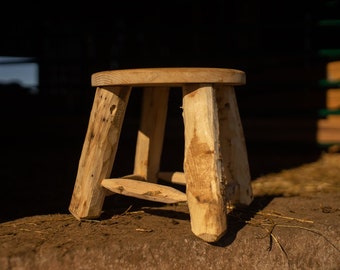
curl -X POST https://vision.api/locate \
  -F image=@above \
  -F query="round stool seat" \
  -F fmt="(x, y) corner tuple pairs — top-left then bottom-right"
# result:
(91, 67), (245, 87)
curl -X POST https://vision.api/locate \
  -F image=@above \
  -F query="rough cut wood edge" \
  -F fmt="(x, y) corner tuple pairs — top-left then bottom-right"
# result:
(133, 87), (169, 182)
(92, 68), (245, 87)
(101, 178), (187, 204)
(69, 86), (131, 219)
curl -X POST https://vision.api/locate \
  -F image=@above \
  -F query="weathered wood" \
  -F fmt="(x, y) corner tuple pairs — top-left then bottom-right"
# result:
(121, 174), (146, 181)
(69, 86), (131, 219)
(92, 68), (245, 87)
(182, 84), (227, 242)
(133, 87), (169, 182)
(101, 178), (187, 204)
(182, 84), (253, 242)
(158, 171), (186, 185)
(69, 68), (250, 243)
(215, 85), (253, 205)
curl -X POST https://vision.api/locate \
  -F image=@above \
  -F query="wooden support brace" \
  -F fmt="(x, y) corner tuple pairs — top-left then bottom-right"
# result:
(158, 171), (186, 185)
(69, 86), (131, 219)
(101, 178), (187, 204)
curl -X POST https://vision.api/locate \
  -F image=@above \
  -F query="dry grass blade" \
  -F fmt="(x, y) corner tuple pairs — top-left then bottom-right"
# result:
(245, 208), (340, 268)
(121, 205), (133, 215)
(257, 210), (314, 223)
(79, 219), (100, 223)
(136, 228), (153, 232)
(274, 224), (340, 253)
(247, 218), (340, 256)
(263, 225), (289, 261)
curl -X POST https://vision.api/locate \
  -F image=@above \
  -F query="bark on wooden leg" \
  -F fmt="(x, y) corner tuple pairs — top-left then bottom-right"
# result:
(69, 86), (131, 219)
(216, 85), (253, 206)
(133, 87), (169, 182)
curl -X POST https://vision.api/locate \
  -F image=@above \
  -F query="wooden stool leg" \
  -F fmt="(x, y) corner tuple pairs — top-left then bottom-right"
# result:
(215, 85), (253, 206)
(133, 87), (169, 182)
(69, 86), (131, 219)
(182, 84), (253, 242)
(182, 84), (227, 242)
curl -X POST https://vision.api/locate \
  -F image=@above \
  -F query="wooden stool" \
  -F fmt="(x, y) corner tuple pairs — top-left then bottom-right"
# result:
(69, 67), (253, 242)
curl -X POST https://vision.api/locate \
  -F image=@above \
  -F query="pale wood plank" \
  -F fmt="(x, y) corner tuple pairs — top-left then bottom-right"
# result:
(69, 86), (131, 219)
(182, 84), (227, 242)
(92, 68), (245, 87)
(101, 178), (187, 204)
(133, 87), (169, 182)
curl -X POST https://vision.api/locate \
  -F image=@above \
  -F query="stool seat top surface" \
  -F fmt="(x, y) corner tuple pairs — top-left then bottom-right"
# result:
(91, 67), (245, 87)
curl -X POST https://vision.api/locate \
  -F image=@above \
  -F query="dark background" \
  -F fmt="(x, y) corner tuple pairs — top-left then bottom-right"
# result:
(0, 0), (339, 221)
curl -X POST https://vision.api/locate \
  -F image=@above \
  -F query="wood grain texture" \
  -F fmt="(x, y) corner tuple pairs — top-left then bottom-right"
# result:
(69, 86), (131, 219)
(158, 171), (186, 185)
(102, 178), (187, 204)
(182, 84), (253, 242)
(69, 67), (251, 243)
(215, 85), (253, 205)
(182, 84), (227, 242)
(92, 68), (245, 87)
(133, 87), (169, 182)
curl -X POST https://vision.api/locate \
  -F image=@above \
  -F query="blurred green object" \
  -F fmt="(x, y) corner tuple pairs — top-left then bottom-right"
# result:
(318, 19), (340, 26)
(318, 108), (340, 117)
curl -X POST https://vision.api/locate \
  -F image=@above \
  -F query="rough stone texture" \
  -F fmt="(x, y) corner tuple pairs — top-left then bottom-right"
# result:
(1, 145), (340, 270)
(1, 192), (339, 270)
